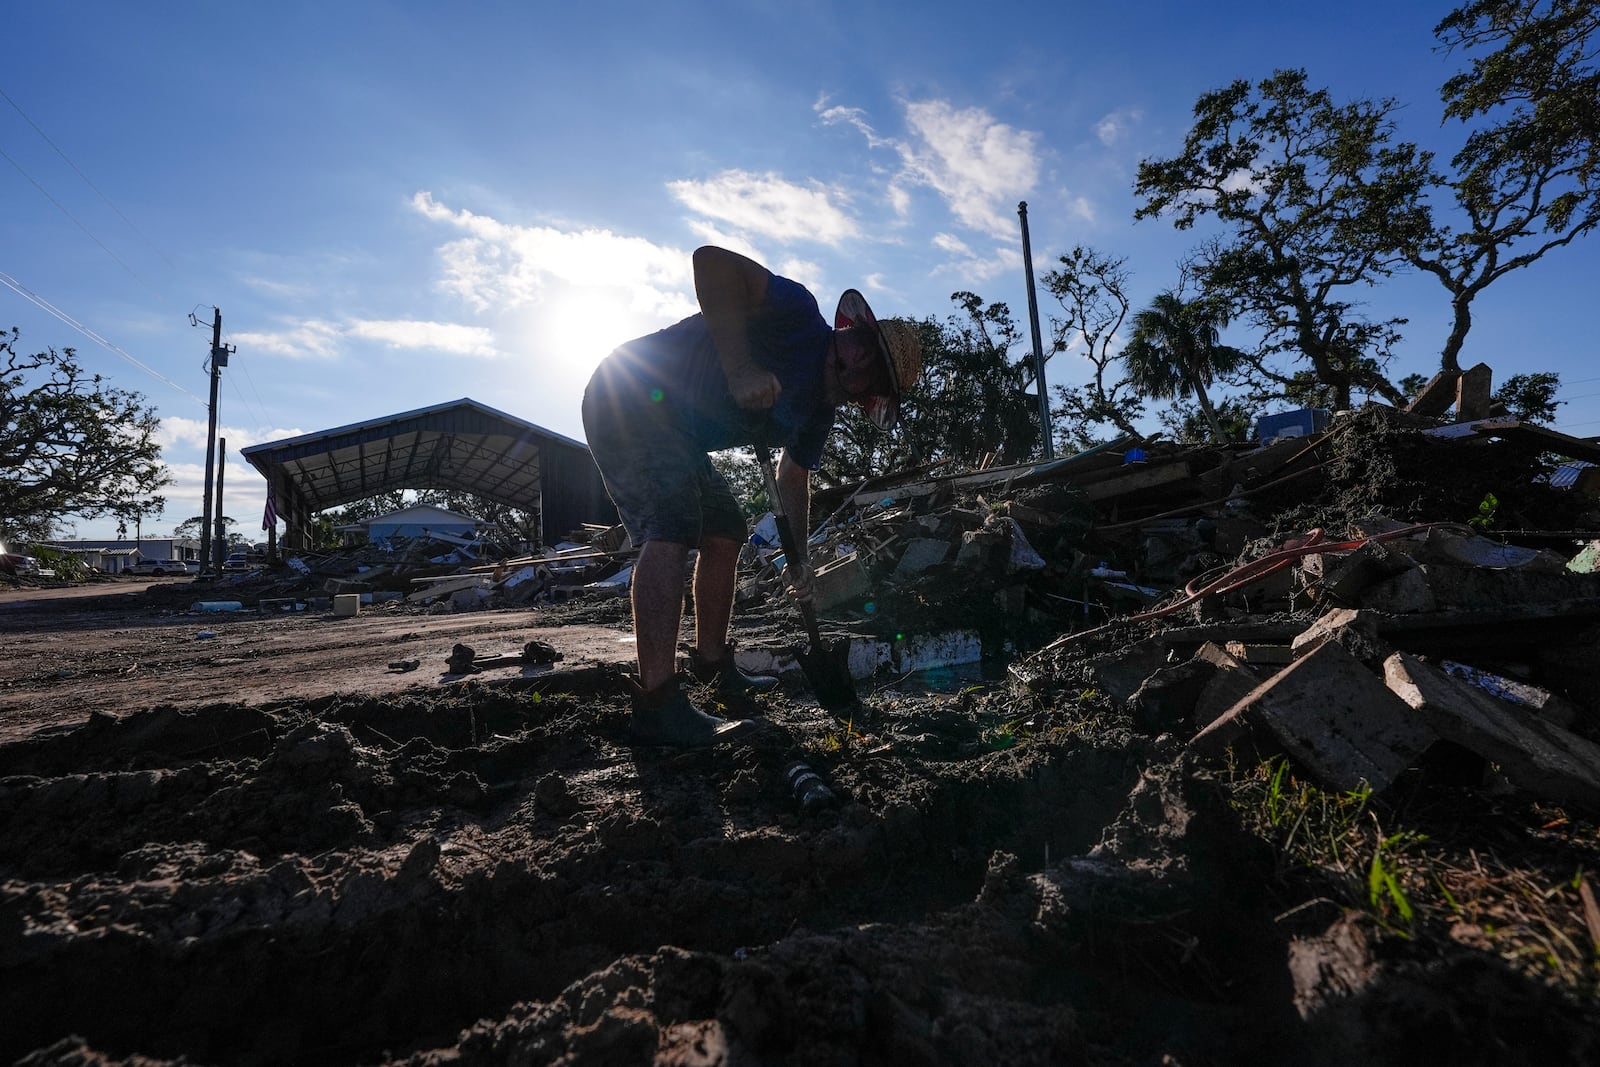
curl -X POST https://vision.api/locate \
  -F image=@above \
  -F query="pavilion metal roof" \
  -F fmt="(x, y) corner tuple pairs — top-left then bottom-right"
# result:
(240, 398), (613, 544)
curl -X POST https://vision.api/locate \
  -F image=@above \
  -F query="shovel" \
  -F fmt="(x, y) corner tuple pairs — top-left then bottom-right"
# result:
(752, 440), (859, 711)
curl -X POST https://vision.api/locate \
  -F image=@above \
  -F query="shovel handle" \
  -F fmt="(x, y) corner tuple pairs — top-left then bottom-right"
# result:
(752, 441), (825, 649)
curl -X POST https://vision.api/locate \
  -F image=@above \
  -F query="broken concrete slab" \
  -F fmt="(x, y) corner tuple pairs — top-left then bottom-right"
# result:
(1191, 640), (1437, 794)
(1291, 608), (1391, 667)
(1359, 566), (1439, 614)
(1223, 641), (1294, 666)
(1090, 637), (1179, 707)
(1383, 652), (1600, 809)
(1190, 642), (1263, 730)
(892, 538), (951, 580)
(1321, 540), (1415, 604)
(1127, 657), (1217, 735)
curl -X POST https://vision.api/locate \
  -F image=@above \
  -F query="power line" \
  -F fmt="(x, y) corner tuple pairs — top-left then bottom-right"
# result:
(0, 144), (151, 292)
(0, 84), (179, 274)
(0, 270), (207, 406)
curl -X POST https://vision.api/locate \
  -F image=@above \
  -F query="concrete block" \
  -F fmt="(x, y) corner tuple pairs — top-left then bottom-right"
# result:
(1191, 642), (1263, 730)
(1128, 656), (1216, 734)
(1322, 540), (1413, 604)
(893, 537), (951, 579)
(1291, 608), (1391, 667)
(1091, 636), (1178, 707)
(1384, 652), (1600, 809)
(1360, 566), (1438, 614)
(1223, 641), (1294, 666)
(1192, 641), (1436, 793)
(332, 594), (360, 617)
(892, 630), (982, 674)
(812, 553), (870, 612)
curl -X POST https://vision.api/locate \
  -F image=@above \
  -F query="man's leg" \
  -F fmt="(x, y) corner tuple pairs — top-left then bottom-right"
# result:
(688, 533), (779, 696)
(691, 534), (741, 660)
(632, 540), (690, 692)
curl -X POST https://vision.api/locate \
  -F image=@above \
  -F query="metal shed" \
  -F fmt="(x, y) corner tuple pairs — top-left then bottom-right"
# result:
(240, 398), (615, 552)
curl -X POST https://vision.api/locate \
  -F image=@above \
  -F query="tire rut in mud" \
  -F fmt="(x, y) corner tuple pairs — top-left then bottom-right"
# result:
(0, 675), (1134, 1065)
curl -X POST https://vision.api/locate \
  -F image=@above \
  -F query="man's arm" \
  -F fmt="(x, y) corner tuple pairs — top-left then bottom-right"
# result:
(693, 245), (781, 412)
(776, 449), (814, 602)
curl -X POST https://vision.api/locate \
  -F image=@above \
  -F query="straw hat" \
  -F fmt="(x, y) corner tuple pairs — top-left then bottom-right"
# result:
(835, 289), (923, 430)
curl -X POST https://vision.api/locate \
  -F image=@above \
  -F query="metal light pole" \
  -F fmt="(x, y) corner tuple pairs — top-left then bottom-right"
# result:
(1018, 202), (1054, 459)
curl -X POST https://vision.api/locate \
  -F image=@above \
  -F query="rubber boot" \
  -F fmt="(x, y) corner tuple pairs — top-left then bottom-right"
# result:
(688, 645), (781, 697)
(629, 678), (755, 748)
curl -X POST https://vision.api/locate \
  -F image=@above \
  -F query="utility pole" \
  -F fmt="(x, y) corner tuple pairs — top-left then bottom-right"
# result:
(195, 308), (233, 572)
(213, 439), (227, 573)
(1018, 202), (1054, 460)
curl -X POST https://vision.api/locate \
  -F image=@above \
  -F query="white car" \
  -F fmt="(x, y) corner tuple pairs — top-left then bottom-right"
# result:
(128, 559), (199, 577)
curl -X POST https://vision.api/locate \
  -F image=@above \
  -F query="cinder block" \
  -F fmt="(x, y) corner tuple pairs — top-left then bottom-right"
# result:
(812, 553), (869, 611)
(332, 594), (361, 617)
(1192, 640), (1436, 793)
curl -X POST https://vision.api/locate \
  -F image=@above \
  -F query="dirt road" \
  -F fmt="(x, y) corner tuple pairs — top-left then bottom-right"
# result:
(0, 581), (637, 743)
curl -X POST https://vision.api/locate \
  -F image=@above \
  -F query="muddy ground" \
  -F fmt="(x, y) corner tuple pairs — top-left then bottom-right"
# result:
(2, 576), (1597, 1065)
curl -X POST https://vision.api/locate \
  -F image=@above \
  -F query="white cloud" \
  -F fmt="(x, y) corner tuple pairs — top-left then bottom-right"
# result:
(347, 319), (499, 357)
(932, 239), (1022, 285)
(158, 415), (308, 452)
(932, 232), (972, 255)
(231, 320), (343, 359)
(1094, 108), (1144, 146)
(814, 95), (894, 150)
(667, 170), (860, 245)
(897, 100), (1040, 240)
(412, 191), (696, 322)
(1222, 168), (1267, 196)
(227, 315), (498, 360)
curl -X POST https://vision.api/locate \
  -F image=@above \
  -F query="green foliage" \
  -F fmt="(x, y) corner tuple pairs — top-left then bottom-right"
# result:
(173, 514), (234, 540)
(1134, 70), (1422, 410)
(1469, 491), (1501, 530)
(1122, 292), (1246, 442)
(1039, 246), (1146, 447)
(1157, 395), (1257, 444)
(315, 488), (540, 550)
(710, 448), (766, 516)
(1398, 372), (1431, 400)
(1368, 828), (1427, 934)
(1493, 371), (1563, 422)
(0, 329), (171, 541)
(820, 301), (1040, 485)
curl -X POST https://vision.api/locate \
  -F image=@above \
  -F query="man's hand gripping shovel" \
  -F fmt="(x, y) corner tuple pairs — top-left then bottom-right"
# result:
(752, 439), (860, 713)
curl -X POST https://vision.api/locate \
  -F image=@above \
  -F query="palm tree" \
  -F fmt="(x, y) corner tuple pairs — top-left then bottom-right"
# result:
(1122, 292), (1245, 443)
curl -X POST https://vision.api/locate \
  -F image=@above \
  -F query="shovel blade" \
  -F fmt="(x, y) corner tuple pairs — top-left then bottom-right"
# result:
(796, 638), (859, 711)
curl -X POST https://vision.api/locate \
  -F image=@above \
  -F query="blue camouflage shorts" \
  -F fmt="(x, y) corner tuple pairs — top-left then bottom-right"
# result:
(581, 373), (748, 548)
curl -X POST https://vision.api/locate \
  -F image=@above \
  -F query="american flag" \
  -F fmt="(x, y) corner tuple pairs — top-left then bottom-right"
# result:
(262, 487), (278, 531)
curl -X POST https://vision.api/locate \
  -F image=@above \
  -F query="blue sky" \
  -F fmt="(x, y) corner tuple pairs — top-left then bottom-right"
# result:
(7, 1), (1598, 542)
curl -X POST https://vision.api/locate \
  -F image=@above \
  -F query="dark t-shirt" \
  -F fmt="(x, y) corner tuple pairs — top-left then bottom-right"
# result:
(592, 274), (835, 468)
